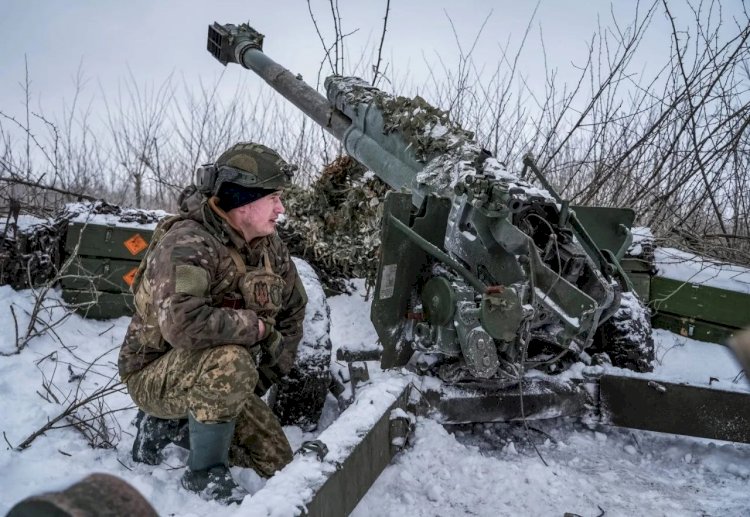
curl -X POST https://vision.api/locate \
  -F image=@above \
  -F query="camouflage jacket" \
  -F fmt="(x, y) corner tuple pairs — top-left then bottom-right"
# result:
(118, 186), (307, 379)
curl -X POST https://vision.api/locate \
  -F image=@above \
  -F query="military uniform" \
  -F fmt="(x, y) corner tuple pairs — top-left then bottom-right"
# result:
(119, 145), (306, 486)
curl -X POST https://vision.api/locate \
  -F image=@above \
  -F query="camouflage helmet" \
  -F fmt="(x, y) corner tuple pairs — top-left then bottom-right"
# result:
(198, 142), (296, 196)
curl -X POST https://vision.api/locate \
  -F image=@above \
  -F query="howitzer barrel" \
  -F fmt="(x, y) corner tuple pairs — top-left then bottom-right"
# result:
(208, 23), (351, 142)
(207, 22), (436, 200)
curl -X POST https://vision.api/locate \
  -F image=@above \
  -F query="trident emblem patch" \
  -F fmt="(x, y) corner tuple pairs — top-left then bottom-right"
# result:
(254, 281), (270, 307)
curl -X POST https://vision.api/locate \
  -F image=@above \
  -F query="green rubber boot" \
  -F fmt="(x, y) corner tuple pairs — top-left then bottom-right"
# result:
(180, 414), (247, 505)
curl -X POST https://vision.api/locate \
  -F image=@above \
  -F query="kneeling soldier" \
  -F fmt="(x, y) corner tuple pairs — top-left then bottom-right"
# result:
(118, 142), (307, 504)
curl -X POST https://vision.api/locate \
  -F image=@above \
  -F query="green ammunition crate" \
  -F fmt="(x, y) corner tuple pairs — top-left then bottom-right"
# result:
(62, 220), (155, 319)
(650, 276), (749, 330)
(65, 222), (154, 261)
(651, 312), (736, 344)
(61, 256), (141, 293)
(621, 257), (653, 273)
(625, 272), (651, 302)
(649, 276), (750, 344)
(62, 289), (135, 320)
(621, 257), (653, 302)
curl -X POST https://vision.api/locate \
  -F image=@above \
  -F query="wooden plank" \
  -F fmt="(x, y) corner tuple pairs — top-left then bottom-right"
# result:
(650, 276), (750, 329)
(599, 374), (750, 444)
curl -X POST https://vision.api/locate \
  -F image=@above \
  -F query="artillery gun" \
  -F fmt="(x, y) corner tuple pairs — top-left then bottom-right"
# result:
(206, 22), (653, 385)
(5, 21), (750, 517)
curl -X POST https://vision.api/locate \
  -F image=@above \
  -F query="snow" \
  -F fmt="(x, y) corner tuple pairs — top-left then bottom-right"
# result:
(0, 213), (50, 233)
(652, 329), (745, 386)
(327, 278), (380, 355)
(68, 211), (162, 230)
(290, 258), (330, 362)
(354, 417), (750, 516)
(628, 226), (654, 257)
(524, 327), (748, 394)
(627, 227), (750, 295)
(65, 202), (168, 230)
(2, 275), (750, 515)
(655, 246), (750, 295)
(627, 225), (750, 294)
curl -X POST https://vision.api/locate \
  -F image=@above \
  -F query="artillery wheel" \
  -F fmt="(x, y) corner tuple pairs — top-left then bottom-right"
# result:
(593, 291), (654, 372)
(272, 259), (333, 430)
(272, 349), (332, 430)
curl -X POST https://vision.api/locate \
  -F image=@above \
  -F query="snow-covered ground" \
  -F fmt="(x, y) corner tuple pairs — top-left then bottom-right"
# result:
(1, 279), (749, 516)
(355, 415), (750, 516)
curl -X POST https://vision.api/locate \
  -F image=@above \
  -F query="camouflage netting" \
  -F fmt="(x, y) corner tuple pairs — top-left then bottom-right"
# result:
(62, 200), (166, 226)
(327, 76), (475, 162)
(376, 94), (475, 161)
(278, 156), (390, 295)
(0, 211), (66, 290)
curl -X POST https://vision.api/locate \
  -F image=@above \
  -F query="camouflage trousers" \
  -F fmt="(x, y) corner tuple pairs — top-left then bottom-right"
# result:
(126, 344), (293, 477)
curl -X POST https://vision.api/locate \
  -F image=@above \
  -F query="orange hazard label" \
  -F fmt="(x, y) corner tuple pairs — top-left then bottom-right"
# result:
(124, 234), (148, 256)
(122, 267), (138, 287)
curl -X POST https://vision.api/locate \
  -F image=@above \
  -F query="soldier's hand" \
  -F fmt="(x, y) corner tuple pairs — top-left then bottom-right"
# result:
(256, 315), (276, 339)
(275, 346), (296, 376)
(258, 318), (266, 338)
(254, 364), (280, 396)
(259, 328), (284, 367)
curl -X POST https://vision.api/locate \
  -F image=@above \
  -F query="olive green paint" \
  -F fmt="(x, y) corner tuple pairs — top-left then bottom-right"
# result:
(65, 222), (153, 261)
(650, 276), (750, 329)
(61, 257), (141, 293)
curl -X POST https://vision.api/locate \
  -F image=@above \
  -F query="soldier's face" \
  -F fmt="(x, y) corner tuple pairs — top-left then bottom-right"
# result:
(231, 191), (285, 241)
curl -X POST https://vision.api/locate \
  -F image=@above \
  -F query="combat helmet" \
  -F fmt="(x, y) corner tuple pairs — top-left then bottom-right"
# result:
(196, 142), (296, 197)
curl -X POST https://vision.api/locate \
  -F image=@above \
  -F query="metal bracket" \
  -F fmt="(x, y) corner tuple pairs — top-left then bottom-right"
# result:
(348, 361), (370, 394)
(389, 408), (415, 455)
(296, 440), (329, 462)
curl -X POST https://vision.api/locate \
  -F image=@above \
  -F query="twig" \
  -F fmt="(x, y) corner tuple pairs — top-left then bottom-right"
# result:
(306, 0), (336, 78)
(14, 382), (124, 450)
(371, 0), (391, 87)
(98, 323), (116, 337)
(10, 304), (19, 354)
(516, 321), (549, 467)
(3, 431), (14, 449)
(525, 424), (558, 444)
(0, 176), (97, 201)
(630, 432), (642, 454)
